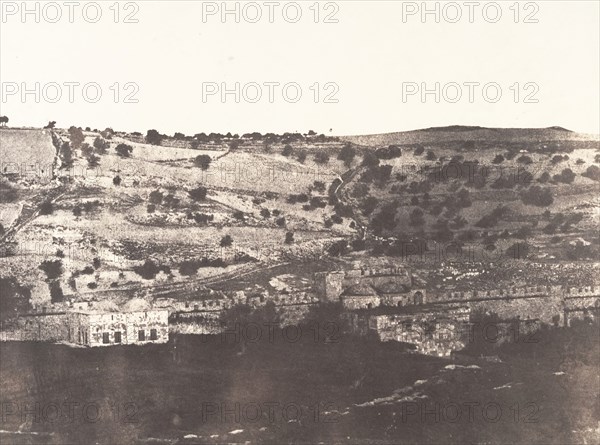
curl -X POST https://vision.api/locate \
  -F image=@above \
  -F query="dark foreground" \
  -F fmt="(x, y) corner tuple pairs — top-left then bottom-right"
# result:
(0, 323), (598, 445)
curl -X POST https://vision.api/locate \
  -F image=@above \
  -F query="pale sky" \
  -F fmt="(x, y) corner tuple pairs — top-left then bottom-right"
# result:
(1, 1), (599, 136)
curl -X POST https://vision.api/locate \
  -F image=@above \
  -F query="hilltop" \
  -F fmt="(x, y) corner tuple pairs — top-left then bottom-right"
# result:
(340, 125), (598, 147)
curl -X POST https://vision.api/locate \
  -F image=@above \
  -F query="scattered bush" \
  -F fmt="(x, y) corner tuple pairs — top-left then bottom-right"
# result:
(39, 259), (63, 280)
(582, 165), (600, 181)
(362, 152), (380, 168)
(146, 129), (163, 145)
(188, 186), (208, 201)
(538, 172), (551, 183)
(194, 155), (212, 170)
(375, 145), (402, 160)
(551, 155), (568, 164)
(475, 206), (509, 228)
(39, 201), (54, 215)
(93, 137), (109, 154)
(49, 281), (64, 303)
(220, 235), (233, 247)
(133, 259), (170, 280)
(506, 242), (531, 260)
(338, 144), (356, 166)
(285, 232), (294, 244)
(0, 181), (18, 203)
(115, 143), (133, 157)
(553, 168), (576, 184)
(296, 150), (307, 163)
(520, 186), (553, 207)
(68, 126), (85, 149)
(517, 155), (533, 165)
(314, 151), (330, 164)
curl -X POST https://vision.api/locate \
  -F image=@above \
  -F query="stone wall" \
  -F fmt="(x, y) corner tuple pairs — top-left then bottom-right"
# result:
(340, 295), (381, 310)
(380, 289), (426, 307)
(314, 271), (345, 302)
(435, 285), (598, 303)
(469, 295), (564, 325)
(348, 306), (471, 357)
(0, 313), (68, 342)
(169, 311), (222, 335)
(314, 267), (412, 302)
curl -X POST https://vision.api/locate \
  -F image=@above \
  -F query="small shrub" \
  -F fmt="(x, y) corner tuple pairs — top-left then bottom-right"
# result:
(220, 235), (233, 247)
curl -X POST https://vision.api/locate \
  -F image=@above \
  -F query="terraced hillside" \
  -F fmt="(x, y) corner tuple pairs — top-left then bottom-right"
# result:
(0, 125), (598, 310)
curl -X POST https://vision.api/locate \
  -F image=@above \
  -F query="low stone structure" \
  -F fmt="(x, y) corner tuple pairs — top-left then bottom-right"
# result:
(67, 309), (169, 347)
(347, 304), (471, 357)
(434, 285), (600, 327)
(1, 309), (169, 346)
(314, 263), (412, 302)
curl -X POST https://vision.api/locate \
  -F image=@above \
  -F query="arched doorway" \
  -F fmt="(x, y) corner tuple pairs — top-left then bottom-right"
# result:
(413, 292), (424, 305)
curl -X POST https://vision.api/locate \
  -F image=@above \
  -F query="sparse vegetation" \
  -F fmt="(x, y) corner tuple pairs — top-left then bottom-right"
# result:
(193, 155), (212, 170)
(146, 129), (163, 146)
(188, 186), (208, 201)
(115, 143), (133, 158)
(520, 186), (554, 207)
(220, 235), (233, 247)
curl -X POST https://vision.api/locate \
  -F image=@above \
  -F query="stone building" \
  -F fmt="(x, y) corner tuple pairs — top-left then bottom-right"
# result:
(314, 263), (417, 308)
(347, 304), (471, 357)
(67, 309), (169, 347)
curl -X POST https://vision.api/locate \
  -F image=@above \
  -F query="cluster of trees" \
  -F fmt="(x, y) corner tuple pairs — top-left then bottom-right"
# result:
(115, 143), (133, 158)
(360, 164), (392, 186)
(72, 200), (101, 216)
(0, 116), (9, 126)
(39, 200), (54, 215)
(553, 168), (576, 184)
(39, 259), (64, 302)
(133, 259), (171, 280)
(142, 130), (336, 149)
(0, 181), (18, 203)
(146, 189), (182, 212)
(146, 129), (164, 146)
(220, 234), (233, 247)
(193, 155), (211, 170)
(374, 145), (402, 160)
(582, 165), (600, 181)
(541, 212), (583, 235)
(178, 257), (226, 275)
(59, 127), (113, 168)
(187, 212), (214, 224)
(520, 186), (554, 207)
(475, 206), (510, 228)
(0, 277), (32, 322)
(338, 144), (356, 167)
(188, 186), (208, 201)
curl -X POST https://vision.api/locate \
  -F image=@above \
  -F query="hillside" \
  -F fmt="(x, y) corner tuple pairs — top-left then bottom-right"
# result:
(0, 128), (57, 181)
(0, 125), (598, 311)
(341, 126), (598, 147)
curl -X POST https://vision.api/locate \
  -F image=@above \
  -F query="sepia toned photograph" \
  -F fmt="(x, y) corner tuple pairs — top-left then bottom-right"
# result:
(0, 1), (599, 444)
